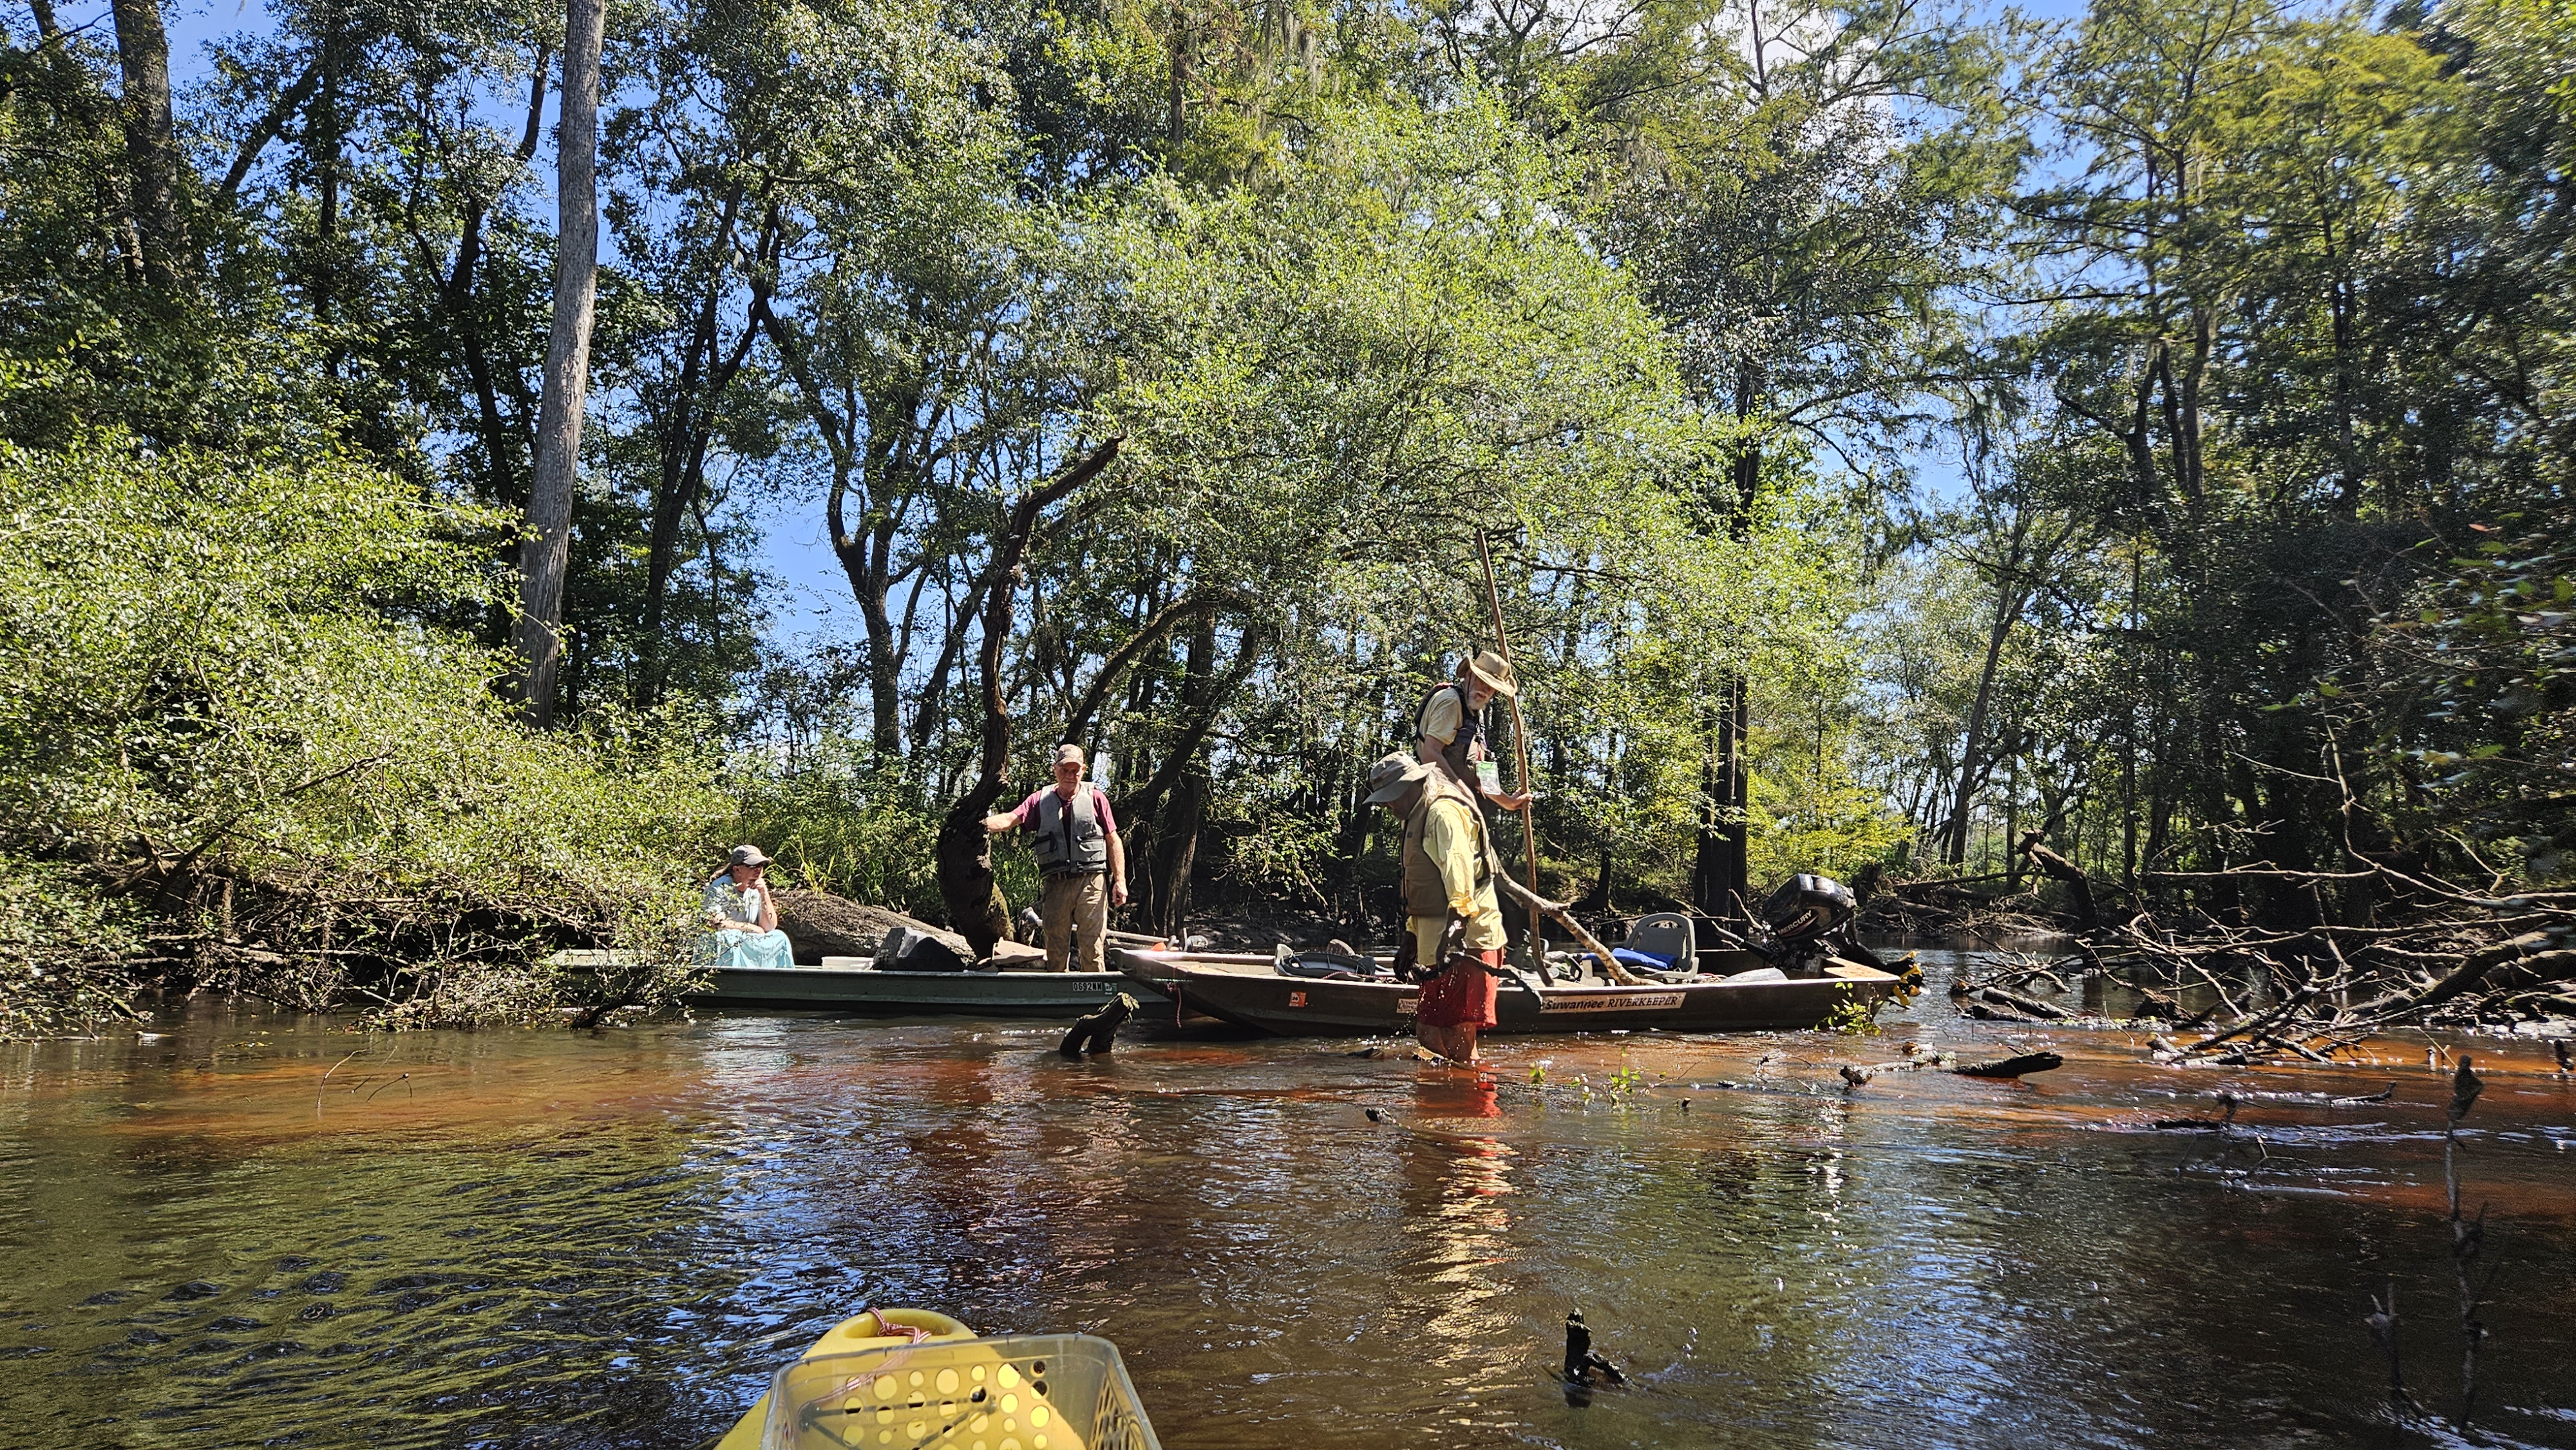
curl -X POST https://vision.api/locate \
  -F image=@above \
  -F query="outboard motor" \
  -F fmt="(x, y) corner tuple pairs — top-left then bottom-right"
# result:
(1755, 874), (1857, 977)
(1761, 874), (1854, 942)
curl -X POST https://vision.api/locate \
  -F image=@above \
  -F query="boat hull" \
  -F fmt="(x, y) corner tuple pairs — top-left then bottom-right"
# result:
(688, 965), (1166, 1016)
(1114, 950), (1899, 1036)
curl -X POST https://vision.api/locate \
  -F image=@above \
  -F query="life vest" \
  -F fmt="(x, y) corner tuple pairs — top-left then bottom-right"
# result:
(1401, 780), (1492, 919)
(1415, 681), (1486, 786)
(1030, 785), (1110, 876)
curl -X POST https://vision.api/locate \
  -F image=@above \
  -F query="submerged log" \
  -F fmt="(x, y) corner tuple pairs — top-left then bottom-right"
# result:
(1971, 985), (2071, 1019)
(1953, 1051), (2065, 1078)
(1059, 992), (1136, 1057)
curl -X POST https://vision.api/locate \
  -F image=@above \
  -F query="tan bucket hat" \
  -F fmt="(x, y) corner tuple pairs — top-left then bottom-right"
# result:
(1464, 649), (1518, 699)
(1363, 751), (1435, 805)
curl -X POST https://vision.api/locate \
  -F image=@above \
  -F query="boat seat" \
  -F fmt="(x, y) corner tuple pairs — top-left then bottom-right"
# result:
(1624, 912), (1697, 977)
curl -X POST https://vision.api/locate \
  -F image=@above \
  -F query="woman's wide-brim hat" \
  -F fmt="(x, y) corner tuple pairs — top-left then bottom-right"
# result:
(1464, 649), (1518, 699)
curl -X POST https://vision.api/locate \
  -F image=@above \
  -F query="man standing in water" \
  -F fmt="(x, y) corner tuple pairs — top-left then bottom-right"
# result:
(1365, 751), (1506, 1063)
(1416, 650), (1533, 814)
(984, 744), (1130, 971)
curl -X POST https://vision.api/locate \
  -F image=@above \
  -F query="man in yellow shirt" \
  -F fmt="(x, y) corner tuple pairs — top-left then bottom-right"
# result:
(1365, 751), (1506, 1062)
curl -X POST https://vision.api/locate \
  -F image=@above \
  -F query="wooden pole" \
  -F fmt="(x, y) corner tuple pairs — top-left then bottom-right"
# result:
(1474, 528), (1544, 921)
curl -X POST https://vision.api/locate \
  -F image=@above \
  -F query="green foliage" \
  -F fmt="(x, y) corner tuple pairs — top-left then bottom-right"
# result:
(2357, 519), (2576, 876)
(14, 0), (2571, 1005)
(1607, 1057), (1645, 1095)
(727, 740), (952, 921)
(0, 861), (146, 1039)
(1819, 984), (1883, 1037)
(1850, 0), (2576, 908)
(0, 431), (727, 1030)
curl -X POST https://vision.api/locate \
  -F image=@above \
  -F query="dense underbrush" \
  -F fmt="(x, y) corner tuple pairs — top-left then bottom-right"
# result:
(0, 435), (729, 1036)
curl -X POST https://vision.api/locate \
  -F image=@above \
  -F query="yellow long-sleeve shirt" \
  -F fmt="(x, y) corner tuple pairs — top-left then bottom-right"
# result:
(1408, 792), (1506, 964)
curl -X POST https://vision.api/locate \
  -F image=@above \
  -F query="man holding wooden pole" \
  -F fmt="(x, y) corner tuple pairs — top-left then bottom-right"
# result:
(1414, 650), (1535, 814)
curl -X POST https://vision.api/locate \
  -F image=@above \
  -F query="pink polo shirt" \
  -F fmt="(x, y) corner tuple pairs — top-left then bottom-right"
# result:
(1007, 785), (1119, 835)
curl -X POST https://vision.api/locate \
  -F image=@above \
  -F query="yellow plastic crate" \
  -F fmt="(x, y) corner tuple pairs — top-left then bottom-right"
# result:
(717, 1312), (1160, 1450)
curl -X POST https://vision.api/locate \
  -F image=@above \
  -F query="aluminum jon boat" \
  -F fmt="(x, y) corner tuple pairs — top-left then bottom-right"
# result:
(1112, 948), (1902, 1036)
(694, 961), (1168, 1015)
(549, 950), (1166, 1017)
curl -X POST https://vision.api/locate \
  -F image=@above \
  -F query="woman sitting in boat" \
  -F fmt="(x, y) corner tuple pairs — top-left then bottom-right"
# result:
(699, 844), (795, 970)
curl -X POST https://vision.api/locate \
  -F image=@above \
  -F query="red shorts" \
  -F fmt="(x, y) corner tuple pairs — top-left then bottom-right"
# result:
(1416, 950), (1502, 1029)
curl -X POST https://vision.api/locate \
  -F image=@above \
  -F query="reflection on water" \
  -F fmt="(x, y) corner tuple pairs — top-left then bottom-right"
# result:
(2, 959), (2572, 1449)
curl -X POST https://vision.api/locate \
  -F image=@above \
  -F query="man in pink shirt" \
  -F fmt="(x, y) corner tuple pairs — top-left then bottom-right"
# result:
(983, 743), (1130, 971)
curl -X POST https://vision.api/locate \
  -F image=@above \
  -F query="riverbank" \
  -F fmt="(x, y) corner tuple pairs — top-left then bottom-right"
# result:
(4, 984), (2571, 1449)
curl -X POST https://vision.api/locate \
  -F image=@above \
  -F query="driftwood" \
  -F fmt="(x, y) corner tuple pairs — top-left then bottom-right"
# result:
(1953, 1051), (2064, 1078)
(1492, 872), (1645, 984)
(1955, 984), (2072, 1019)
(772, 889), (968, 963)
(1059, 993), (1136, 1057)
(1898, 798), (2576, 1060)
(2016, 830), (2097, 926)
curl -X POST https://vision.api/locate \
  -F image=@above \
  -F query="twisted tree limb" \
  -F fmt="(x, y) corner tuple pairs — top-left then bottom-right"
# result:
(1492, 873), (1645, 984)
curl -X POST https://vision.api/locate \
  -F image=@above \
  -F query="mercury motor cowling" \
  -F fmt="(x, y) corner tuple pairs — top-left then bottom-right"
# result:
(1750, 874), (1861, 977)
(1761, 874), (1855, 943)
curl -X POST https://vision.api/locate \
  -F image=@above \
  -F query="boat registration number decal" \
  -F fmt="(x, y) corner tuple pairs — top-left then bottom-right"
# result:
(1541, 992), (1684, 1013)
(1287, 990), (1308, 1007)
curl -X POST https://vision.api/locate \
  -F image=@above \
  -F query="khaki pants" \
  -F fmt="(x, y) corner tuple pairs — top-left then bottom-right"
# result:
(1040, 871), (1109, 972)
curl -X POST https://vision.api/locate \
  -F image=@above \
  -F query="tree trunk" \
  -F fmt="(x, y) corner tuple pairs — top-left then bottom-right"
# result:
(1720, 676), (1748, 904)
(1691, 677), (1749, 918)
(513, 0), (606, 727)
(934, 439), (1124, 955)
(1943, 527), (2034, 865)
(1166, 3), (1188, 145)
(1692, 436), (1761, 920)
(855, 506), (908, 757)
(1142, 614), (1218, 930)
(1148, 766), (1206, 934)
(445, 47), (547, 519)
(638, 260), (757, 706)
(108, 0), (184, 286)
(216, 58), (321, 203)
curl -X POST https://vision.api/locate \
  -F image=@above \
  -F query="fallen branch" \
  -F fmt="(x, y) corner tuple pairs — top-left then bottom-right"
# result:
(1493, 872), (1643, 984)
(1954, 1051), (2063, 1078)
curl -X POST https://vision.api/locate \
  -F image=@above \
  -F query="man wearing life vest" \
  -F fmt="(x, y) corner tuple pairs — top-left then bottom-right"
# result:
(1415, 650), (1533, 814)
(983, 743), (1130, 972)
(1365, 750), (1506, 1062)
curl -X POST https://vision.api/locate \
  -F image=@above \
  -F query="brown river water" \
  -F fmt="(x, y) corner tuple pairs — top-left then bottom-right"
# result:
(3, 954), (2572, 1450)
